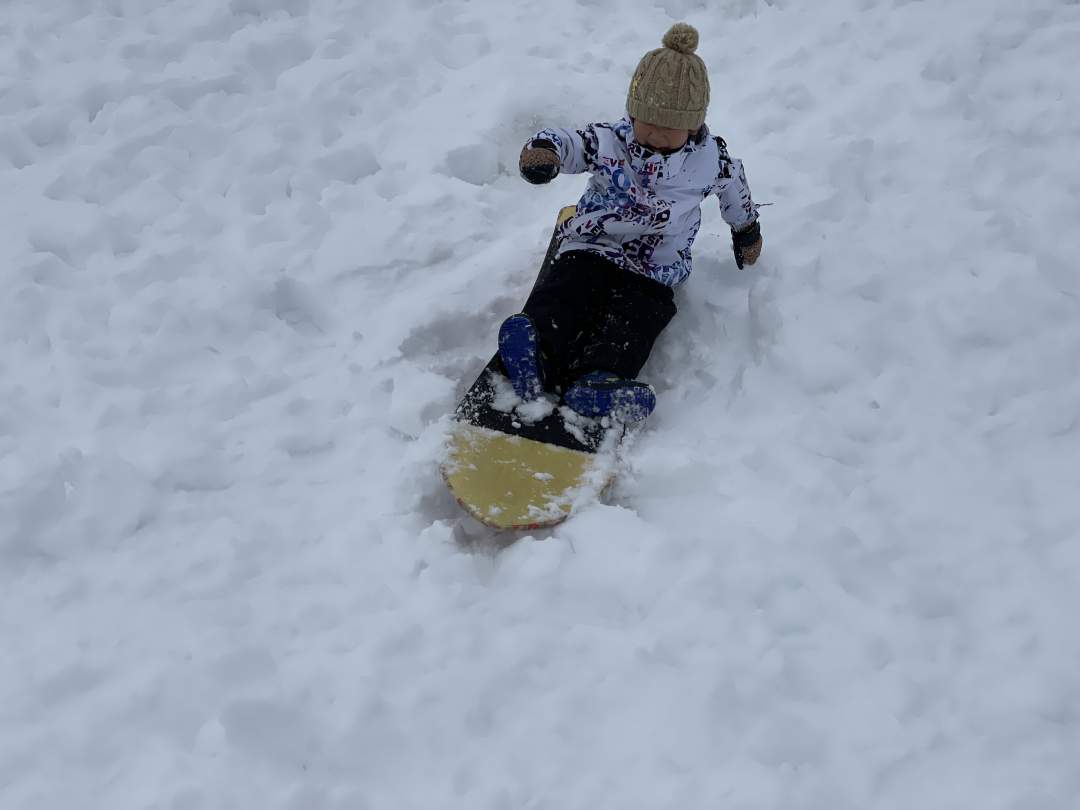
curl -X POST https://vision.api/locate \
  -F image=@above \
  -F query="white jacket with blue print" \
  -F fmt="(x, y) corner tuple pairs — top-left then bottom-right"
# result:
(527, 118), (758, 287)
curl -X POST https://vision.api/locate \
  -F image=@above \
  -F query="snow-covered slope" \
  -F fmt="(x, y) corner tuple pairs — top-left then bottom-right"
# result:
(3, 1), (1079, 807)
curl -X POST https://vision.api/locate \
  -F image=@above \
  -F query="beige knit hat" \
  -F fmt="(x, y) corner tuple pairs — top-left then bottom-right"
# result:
(626, 23), (710, 131)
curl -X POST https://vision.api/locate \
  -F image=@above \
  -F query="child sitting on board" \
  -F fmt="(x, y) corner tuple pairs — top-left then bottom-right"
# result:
(500, 22), (763, 422)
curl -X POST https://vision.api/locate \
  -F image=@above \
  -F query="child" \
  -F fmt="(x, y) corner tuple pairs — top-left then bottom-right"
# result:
(500, 22), (763, 422)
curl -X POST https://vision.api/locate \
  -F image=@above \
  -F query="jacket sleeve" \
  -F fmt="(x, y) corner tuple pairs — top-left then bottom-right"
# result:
(525, 125), (601, 175)
(715, 155), (759, 232)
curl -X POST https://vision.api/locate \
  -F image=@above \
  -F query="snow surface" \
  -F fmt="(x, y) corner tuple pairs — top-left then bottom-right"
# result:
(3, 0), (1080, 807)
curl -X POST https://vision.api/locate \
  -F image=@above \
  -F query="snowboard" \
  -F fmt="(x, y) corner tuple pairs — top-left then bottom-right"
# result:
(441, 206), (624, 530)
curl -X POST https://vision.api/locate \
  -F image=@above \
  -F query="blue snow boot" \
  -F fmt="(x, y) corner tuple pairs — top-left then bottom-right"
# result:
(564, 371), (656, 422)
(497, 313), (545, 400)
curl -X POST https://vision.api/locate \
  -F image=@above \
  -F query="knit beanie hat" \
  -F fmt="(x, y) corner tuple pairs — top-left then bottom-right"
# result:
(626, 23), (710, 131)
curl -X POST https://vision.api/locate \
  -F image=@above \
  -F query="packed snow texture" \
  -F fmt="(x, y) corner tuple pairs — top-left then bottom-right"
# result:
(3, 0), (1080, 807)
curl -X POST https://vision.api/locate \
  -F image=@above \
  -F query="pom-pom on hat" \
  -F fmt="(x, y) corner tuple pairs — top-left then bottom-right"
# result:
(626, 22), (710, 131)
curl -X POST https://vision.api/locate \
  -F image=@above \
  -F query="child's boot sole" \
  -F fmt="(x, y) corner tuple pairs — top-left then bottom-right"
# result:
(497, 314), (544, 400)
(564, 378), (656, 422)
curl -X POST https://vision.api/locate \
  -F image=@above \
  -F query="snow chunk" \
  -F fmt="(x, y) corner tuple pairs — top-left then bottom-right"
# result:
(388, 364), (456, 438)
(514, 395), (556, 423)
(441, 144), (500, 186)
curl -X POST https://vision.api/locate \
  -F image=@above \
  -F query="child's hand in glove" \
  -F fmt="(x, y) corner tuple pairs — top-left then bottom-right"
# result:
(519, 140), (560, 185)
(732, 221), (763, 268)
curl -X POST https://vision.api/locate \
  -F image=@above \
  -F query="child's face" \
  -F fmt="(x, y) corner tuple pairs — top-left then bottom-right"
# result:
(632, 119), (692, 153)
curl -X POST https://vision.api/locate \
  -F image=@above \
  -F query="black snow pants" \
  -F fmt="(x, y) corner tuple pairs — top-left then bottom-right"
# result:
(522, 250), (677, 391)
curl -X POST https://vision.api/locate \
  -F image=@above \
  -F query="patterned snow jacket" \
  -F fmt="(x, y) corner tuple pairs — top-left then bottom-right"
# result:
(527, 117), (757, 287)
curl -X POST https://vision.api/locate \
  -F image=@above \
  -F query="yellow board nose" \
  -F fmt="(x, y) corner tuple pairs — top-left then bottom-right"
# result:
(442, 423), (605, 530)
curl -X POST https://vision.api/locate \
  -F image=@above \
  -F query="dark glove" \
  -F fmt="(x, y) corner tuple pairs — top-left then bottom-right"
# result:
(732, 221), (763, 269)
(519, 139), (560, 185)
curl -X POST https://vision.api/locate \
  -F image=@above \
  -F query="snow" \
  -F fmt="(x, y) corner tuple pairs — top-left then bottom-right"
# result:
(3, 0), (1080, 807)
